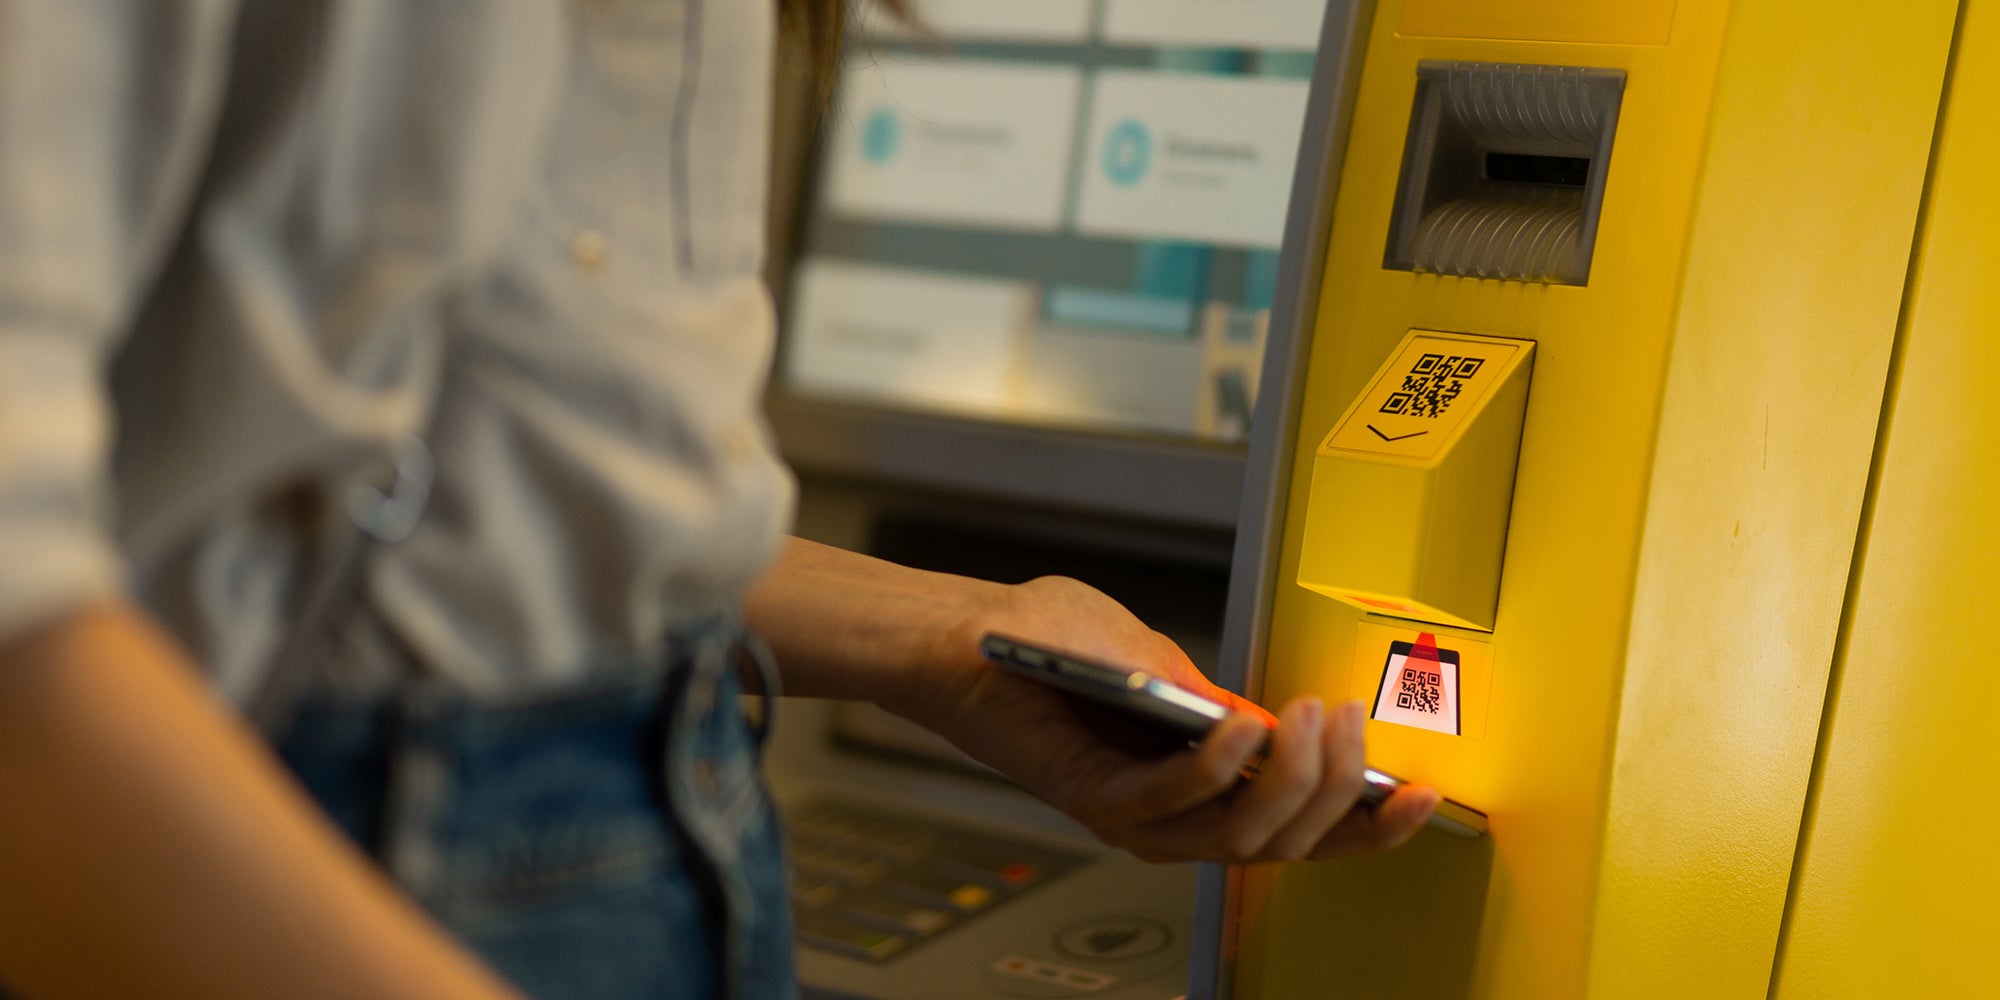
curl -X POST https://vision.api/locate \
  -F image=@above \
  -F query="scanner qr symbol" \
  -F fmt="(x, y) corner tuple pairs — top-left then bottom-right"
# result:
(1384, 353), (1484, 418)
(1395, 667), (1444, 715)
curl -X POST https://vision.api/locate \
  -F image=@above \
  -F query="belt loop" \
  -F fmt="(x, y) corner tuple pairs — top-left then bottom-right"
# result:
(655, 611), (788, 1000)
(250, 435), (432, 741)
(346, 435), (434, 545)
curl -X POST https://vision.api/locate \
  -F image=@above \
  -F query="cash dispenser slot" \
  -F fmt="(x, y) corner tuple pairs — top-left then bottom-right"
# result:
(1482, 152), (1590, 188)
(1384, 62), (1624, 285)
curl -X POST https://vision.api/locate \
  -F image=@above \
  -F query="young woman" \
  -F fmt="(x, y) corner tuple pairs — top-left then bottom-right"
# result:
(0, 2), (1439, 998)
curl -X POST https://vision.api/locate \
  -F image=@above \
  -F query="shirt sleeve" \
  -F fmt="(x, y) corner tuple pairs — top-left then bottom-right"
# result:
(0, 1), (236, 642)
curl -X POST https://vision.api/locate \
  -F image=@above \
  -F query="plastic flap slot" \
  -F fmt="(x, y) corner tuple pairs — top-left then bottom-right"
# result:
(1384, 61), (1625, 285)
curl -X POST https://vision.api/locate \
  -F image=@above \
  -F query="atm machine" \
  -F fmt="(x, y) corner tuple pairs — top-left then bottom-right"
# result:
(762, 3), (1336, 998)
(1204, 0), (1989, 998)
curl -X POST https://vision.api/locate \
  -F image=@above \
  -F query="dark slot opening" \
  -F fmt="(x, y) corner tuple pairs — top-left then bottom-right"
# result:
(1484, 152), (1590, 187)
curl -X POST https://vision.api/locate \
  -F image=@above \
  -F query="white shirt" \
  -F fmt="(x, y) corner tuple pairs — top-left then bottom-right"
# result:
(0, 0), (795, 699)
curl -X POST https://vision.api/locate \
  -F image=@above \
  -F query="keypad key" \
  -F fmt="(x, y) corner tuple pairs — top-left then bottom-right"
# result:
(789, 874), (841, 911)
(842, 891), (953, 937)
(851, 825), (934, 864)
(795, 910), (907, 962)
(935, 851), (1041, 890)
(795, 846), (888, 888)
(887, 868), (995, 913)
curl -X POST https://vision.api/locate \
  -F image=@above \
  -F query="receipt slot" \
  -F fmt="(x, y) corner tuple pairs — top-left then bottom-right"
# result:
(1202, 1), (1962, 999)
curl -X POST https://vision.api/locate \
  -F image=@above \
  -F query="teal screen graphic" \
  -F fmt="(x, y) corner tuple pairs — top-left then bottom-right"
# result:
(1101, 118), (1153, 187)
(792, 33), (1322, 443)
(862, 107), (902, 163)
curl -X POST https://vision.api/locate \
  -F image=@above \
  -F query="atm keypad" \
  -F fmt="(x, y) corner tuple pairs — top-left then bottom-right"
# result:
(787, 802), (1086, 963)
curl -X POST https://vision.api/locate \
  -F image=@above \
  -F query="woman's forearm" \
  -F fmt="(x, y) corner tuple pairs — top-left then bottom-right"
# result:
(0, 602), (524, 1000)
(743, 536), (1005, 716)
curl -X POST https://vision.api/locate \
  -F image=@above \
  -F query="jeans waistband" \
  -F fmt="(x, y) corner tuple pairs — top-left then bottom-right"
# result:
(275, 610), (795, 1000)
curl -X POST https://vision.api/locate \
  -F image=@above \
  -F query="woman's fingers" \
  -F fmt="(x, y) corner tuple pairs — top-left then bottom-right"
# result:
(1261, 700), (1370, 860)
(1186, 697), (1328, 862)
(1095, 697), (1444, 864)
(1090, 711), (1267, 827)
(1309, 784), (1440, 858)
(1099, 697), (1344, 863)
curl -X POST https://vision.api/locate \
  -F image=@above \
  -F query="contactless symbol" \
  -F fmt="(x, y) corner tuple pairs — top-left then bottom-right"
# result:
(1054, 916), (1173, 961)
(1371, 633), (1461, 736)
(861, 106), (902, 163)
(1101, 118), (1153, 187)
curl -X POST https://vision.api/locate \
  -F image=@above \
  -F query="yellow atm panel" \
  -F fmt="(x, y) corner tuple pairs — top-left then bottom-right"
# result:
(1213, 1), (1961, 998)
(1770, 4), (2000, 996)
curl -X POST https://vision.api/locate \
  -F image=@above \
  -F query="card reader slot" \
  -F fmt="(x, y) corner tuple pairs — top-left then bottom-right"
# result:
(1384, 61), (1624, 285)
(1484, 152), (1590, 187)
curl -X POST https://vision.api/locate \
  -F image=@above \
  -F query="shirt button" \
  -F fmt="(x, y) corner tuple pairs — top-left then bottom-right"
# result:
(570, 229), (608, 270)
(725, 428), (756, 458)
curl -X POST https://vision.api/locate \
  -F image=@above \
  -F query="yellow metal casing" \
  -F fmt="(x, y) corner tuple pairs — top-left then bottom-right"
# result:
(1230, 2), (1959, 999)
(1297, 330), (1532, 630)
(1770, 4), (2000, 996)
(1399, 0), (1676, 46)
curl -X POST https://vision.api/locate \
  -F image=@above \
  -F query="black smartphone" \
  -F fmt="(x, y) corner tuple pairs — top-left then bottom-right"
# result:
(979, 633), (1488, 837)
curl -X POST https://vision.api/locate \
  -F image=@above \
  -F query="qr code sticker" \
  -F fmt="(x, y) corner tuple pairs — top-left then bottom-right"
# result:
(1382, 353), (1485, 418)
(1394, 665), (1443, 715)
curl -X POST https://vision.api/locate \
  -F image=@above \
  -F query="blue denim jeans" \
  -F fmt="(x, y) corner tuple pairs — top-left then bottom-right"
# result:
(276, 613), (796, 1000)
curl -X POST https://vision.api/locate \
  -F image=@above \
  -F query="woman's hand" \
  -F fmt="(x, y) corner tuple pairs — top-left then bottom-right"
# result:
(746, 538), (1439, 865)
(896, 576), (1441, 864)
